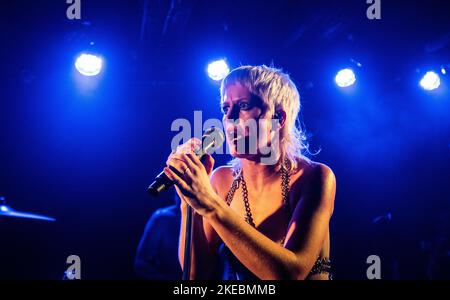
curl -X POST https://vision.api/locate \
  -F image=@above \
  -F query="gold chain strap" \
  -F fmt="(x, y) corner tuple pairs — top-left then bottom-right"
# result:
(225, 160), (291, 243)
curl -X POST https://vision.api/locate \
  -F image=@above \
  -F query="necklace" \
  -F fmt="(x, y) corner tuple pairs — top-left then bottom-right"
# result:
(223, 161), (333, 279)
(225, 159), (291, 230)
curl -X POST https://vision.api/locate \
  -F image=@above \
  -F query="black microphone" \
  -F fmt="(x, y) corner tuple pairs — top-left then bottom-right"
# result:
(147, 127), (225, 196)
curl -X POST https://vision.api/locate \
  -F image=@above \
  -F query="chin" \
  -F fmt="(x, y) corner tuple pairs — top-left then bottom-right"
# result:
(229, 148), (258, 160)
(230, 153), (248, 158)
(227, 139), (265, 160)
(228, 147), (245, 158)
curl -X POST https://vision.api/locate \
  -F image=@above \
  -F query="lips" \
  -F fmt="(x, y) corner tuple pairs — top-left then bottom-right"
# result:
(232, 135), (245, 144)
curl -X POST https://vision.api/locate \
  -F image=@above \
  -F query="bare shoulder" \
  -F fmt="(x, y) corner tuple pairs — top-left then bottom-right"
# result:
(210, 165), (234, 196)
(309, 162), (336, 186)
(298, 160), (336, 214)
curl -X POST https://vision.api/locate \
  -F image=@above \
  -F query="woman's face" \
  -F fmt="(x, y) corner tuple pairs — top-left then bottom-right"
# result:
(221, 83), (278, 159)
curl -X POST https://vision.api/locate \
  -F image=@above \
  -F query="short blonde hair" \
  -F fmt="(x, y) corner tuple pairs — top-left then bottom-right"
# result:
(220, 65), (310, 173)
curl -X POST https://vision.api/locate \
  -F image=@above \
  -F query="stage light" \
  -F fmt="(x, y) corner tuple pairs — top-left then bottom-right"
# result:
(335, 68), (356, 88)
(419, 71), (440, 91)
(441, 68), (446, 75)
(207, 59), (230, 81)
(75, 53), (103, 76)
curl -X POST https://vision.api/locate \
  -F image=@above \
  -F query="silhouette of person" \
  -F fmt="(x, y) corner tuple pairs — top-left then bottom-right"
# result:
(426, 210), (450, 279)
(134, 192), (182, 279)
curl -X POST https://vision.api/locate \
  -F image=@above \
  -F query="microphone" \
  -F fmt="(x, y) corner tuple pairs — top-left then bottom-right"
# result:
(147, 127), (225, 196)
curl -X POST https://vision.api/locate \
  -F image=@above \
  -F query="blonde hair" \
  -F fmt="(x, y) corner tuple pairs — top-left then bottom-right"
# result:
(220, 65), (310, 173)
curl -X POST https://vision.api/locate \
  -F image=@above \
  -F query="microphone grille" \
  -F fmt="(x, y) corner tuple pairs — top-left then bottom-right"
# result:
(203, 127), (225, 152)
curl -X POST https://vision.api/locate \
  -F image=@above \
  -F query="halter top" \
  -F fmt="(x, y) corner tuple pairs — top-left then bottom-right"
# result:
(217, 167), (332, 280)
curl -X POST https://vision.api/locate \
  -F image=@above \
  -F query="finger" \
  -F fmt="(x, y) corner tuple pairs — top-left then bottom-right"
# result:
(203, 154), (215, 175)
(188, 138), (202, 153)
(188, 137), (202, 147)
(166, 150), (176, 164)
(177, 144), (191, 155)
(167, 160), (189, 177)
(186, 151), (203, 168)
(177, 138), (201, 155)
(168, 153), (196, 174)
(170, 144), (190, 158)
(164, 167), (190, 191)
(166, 155), (187, 165)
(180, 153), (198, 174)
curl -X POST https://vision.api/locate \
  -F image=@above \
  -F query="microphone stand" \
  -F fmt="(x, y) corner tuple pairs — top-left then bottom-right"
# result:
(182, 204), (193, 280)
(182, 154), (209, 280)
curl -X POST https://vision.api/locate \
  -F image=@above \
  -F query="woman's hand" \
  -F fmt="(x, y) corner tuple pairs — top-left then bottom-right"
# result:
(164, 138), (220, 217)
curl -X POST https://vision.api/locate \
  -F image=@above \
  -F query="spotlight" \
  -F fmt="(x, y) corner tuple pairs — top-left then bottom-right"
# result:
(207, 59), (230, 81)
(335, 68), (356, 88)
(419, 71), (440, 91)
(75, 53), (103, 76)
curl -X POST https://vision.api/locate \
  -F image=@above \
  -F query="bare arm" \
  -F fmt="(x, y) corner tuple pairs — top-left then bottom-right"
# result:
(204, 164), (336, 279)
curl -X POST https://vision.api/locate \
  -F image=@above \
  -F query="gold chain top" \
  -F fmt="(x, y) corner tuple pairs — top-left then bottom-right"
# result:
(225, 159), (291, 244)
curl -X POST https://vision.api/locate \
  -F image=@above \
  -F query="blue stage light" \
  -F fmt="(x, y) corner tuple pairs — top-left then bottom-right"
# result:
(419, 71), (440, 91)
(207, 59), (230, 81)
(335, 68), (356, 88)
(75, 53), (103, 76)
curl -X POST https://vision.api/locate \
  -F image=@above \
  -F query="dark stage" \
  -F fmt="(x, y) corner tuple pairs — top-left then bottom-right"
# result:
(0, 0), (449, 280)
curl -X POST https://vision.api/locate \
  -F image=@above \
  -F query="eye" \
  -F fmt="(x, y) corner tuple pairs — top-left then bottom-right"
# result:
(221, 105), (230, 114)
(239, 102), (251, 110)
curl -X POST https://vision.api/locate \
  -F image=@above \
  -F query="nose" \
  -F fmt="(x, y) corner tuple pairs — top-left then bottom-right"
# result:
(223, 116), (239, 138)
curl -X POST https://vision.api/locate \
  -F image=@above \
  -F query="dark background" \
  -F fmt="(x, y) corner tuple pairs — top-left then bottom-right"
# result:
(0, 0), (449, 279)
